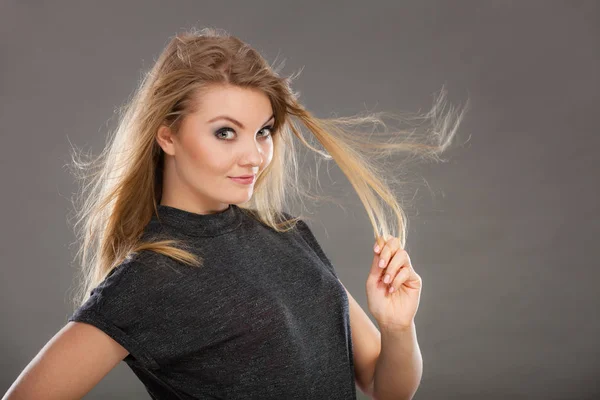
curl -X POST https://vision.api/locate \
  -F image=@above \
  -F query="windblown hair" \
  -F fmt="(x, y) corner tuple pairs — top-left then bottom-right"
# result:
(67, 27), (469, 308)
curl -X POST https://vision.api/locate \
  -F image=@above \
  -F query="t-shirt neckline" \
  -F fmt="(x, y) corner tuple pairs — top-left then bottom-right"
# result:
(152, 203), (243, 237)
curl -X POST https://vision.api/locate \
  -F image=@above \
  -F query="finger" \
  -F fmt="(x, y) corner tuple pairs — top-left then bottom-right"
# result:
(388, 265), (412, 293)
(368, 235), (386, 277)
(377, 237), (401, 270)
(373, 236), (385, 254)
(368, 238), (390, 283)
(381, 249), (409, 287)
(367, 249), (385, 283)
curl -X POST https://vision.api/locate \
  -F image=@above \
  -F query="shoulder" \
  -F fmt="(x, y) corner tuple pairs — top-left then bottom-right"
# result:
(277, 210), (306, 227)
(91, 251), (184, 301)
(278, 212), (338, 276)
(273, 211), (325, 244)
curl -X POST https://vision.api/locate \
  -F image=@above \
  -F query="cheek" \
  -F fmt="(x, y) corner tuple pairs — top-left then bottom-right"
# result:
(184, 137), (231, 175)
(261, 141), (274, 168)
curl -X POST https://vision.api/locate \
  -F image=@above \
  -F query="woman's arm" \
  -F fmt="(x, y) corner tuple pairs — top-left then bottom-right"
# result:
(3, 321), (129, 400)
(372, 322), (423, 400)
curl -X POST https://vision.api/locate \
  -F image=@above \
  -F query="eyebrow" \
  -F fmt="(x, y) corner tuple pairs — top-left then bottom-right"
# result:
(207, 114), (275, 130)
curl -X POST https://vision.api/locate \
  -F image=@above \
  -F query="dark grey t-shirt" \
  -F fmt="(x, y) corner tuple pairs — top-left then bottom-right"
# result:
(67, 204), (357, 399)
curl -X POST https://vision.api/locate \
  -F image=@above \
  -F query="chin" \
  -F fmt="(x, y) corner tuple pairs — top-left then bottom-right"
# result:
(227, 192), (253, 204)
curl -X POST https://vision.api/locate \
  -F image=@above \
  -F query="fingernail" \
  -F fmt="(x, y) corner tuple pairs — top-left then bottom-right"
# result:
(379, 259), (386, 268)
(383, 274), (391, 283)
(374, 244), (380, 253)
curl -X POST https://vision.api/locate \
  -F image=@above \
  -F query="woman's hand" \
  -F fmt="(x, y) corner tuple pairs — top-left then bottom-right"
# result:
(365, 236), (422, 331)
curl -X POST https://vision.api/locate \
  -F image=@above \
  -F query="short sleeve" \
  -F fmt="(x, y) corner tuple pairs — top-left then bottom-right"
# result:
(67, 259), (160, 370)
(293, 218), (339, 279)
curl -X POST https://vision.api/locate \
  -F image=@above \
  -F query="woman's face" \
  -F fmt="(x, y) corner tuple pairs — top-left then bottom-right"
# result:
(157, 84), (275, 214)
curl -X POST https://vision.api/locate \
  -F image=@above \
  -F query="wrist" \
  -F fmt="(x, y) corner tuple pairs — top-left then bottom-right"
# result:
(379, 321), (415, 337)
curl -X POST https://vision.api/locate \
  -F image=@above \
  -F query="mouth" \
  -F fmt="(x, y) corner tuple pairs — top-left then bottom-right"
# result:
(229, 175), (256, 185)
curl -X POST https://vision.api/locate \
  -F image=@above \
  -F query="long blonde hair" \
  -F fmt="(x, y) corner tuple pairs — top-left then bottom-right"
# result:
(67, 27), (469, 309)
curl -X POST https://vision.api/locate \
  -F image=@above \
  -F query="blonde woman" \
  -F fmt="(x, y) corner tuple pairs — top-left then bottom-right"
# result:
(4, 27), (467, 400)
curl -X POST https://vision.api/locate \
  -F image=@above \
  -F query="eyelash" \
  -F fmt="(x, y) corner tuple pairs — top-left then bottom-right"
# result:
(214, 125), (274, 141)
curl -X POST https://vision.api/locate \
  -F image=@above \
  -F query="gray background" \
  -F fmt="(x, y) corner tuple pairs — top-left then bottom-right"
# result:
(1, 1), (598, 399)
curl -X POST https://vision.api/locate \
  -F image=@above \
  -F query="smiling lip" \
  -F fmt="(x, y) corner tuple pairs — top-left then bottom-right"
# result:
(229, 175), (256, 184)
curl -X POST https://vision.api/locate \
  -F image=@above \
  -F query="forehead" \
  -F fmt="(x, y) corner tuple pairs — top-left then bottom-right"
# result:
(193, 84), (273, 118)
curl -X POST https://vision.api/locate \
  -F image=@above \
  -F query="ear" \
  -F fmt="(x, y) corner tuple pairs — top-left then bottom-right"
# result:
(156, 125), (176, 156)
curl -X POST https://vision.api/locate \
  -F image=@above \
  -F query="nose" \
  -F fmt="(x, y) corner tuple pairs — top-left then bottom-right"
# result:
(240, 137), (264, 169)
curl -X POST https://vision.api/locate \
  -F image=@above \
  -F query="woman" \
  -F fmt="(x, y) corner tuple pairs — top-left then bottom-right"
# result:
(4, 27), (467, 399)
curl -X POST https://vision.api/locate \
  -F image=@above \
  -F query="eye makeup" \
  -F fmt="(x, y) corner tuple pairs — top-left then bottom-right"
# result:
(214, 124), (274, 140)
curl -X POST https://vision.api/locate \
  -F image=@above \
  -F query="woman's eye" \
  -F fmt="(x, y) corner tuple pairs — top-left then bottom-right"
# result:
(259, 125), (274, 138)
(214, 125), (274, 140)
(214, 128), (235, 140)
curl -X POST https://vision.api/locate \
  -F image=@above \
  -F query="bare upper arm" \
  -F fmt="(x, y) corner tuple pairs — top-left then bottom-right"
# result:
(338, 279), (381, 398)
(3, 321), (129, 400)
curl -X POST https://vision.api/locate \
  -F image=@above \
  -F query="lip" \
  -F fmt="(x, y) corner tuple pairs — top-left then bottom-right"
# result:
(229, 175), (256, 184)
